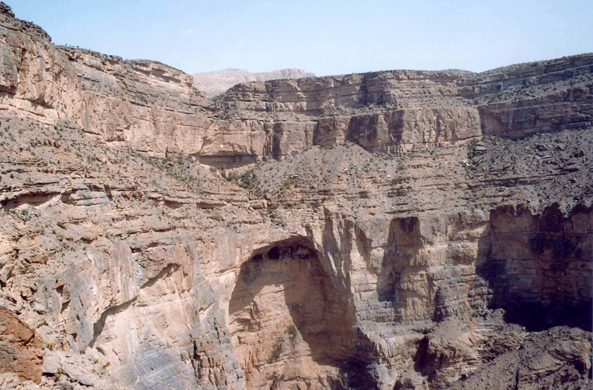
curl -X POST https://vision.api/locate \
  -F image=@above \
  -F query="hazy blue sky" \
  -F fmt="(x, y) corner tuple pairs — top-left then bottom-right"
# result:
(10, 0), (593, 76)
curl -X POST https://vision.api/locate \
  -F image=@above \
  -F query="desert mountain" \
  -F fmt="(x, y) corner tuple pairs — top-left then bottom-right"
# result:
(192, 68), (315, 97)
(0, 2), (590, 389)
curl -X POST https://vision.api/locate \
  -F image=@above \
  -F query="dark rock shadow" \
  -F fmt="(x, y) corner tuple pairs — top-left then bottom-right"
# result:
(228, 237), (379, 389)
(377, 217), (422, 318)
(476, 204), (592, 332)
(196, 154), (257, 169)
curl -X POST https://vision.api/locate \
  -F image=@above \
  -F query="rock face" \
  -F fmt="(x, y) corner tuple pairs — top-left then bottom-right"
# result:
(192, 68), (315, 98)
(0, 2), (591, 389)
(227, 241), (355, 389)
(0, 307), (44, 383)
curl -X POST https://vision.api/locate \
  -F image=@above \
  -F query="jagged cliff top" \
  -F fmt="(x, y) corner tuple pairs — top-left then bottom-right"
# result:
(0, 1), (50, 42)
(2, 0), (591, 105)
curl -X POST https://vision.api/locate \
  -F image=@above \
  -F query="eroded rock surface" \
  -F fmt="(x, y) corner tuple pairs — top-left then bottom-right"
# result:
(0, 307), (44, 383)
(0, 2), (590, 389)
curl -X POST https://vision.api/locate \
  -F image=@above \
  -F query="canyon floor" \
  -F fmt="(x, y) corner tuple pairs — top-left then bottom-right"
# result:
(0, 2), (591, 389)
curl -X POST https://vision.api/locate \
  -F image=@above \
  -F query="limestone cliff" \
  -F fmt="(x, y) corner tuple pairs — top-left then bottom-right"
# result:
(0, 3), (591, 390)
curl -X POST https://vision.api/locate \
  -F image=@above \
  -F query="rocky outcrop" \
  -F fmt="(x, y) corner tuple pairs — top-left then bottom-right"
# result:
(0, 2), (590, 389)
(0, 5), (81, 123)
(0, 307), (44, 383)
(58, 46), (213, 155)
(216, 54), (592, 154)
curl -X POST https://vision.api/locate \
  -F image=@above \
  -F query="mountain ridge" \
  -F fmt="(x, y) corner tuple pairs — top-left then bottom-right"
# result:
(192, 68), (316, 97)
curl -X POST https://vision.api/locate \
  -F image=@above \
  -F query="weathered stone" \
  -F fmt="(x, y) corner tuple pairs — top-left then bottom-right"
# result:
(0, 307), (43, 383)
(0, 2), (590, 390)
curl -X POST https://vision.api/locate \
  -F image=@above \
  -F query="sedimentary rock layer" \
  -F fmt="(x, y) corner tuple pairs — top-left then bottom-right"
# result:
(0, 2), (590, 389)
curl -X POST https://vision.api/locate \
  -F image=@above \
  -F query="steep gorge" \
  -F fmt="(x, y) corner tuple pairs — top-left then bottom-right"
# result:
(0, 3), (591, 389)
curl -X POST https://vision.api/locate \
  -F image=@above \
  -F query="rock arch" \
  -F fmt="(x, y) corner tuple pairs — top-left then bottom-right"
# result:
(227, 237), (377, 389)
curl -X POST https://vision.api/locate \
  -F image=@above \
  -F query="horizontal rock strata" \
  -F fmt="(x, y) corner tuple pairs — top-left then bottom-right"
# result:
(0, 2), (590, 389)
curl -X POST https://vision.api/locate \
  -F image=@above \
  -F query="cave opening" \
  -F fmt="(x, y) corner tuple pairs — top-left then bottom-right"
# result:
(228, 238), (378, 390)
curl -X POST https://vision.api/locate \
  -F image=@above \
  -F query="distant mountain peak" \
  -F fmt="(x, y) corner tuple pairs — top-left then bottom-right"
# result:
(192, 68), (315, 97)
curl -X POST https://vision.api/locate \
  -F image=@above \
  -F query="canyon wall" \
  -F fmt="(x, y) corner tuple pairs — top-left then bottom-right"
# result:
(0, 3), (591, 389)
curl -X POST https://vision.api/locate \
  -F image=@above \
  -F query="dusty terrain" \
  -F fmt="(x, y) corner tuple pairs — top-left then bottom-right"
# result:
(0, 2), (591, 389)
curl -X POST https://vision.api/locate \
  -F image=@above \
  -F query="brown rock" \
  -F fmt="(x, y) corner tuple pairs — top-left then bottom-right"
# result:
(0, 307), (43, 383)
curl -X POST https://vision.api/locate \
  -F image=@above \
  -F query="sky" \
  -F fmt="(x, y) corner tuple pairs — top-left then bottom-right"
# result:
(9, 0), (593, 77)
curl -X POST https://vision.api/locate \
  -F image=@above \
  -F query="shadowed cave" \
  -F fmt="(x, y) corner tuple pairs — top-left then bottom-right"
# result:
(479, 204), (593, 332)
(228, 239), (378, 390)
(376, 205), (592, 332)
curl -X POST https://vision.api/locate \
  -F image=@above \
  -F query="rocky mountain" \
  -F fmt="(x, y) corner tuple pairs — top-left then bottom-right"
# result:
(0, 2), (591, 389)
(192, 68), (315, 97)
